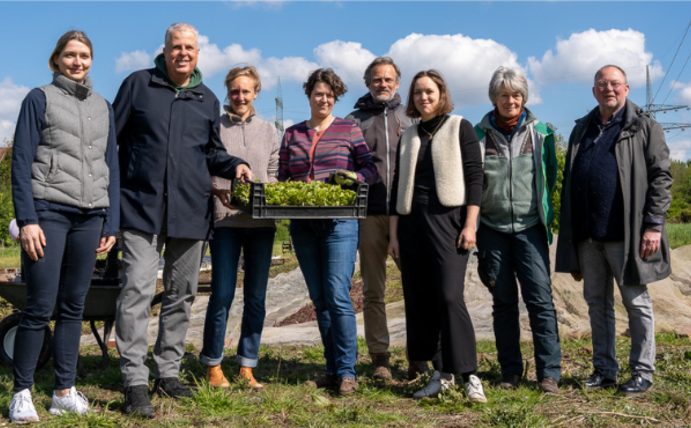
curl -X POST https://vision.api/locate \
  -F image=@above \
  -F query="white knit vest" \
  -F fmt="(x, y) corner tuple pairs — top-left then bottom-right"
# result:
(395, 115), (466, 215)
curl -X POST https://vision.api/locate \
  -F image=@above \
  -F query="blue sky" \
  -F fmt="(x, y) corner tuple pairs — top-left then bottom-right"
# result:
(1, 1), (691, 159)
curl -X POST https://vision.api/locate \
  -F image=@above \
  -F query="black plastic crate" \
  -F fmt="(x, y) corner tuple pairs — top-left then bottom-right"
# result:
(231, 181), (368, 219)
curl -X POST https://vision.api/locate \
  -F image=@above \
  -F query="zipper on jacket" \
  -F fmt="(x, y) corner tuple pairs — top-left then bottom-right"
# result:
(384, 105), (390, 215)
(242, 122), (247, 149)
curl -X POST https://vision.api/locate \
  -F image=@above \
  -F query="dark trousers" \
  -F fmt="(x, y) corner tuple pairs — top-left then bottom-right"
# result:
(398, 195), (477, 375)
(476, 224), (562, 381)
(14, 210), (103, 391)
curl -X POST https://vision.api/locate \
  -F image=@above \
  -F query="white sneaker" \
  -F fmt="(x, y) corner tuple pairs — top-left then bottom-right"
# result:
(412, 370), (454, 399)
(49, 387), (92, 415)
(9, 389), (39, 424)
(464, 374), (487, 403)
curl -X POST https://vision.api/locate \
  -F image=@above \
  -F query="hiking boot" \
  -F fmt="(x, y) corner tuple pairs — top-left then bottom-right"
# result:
(123, 384), (155, 418)
(500, 373), (521, 390)
(207, 364), (230, 389)
(339, 377), (359, 396)
(154, 377), (193, 399)
(238, 367), (264, 391)
(370, 352), (392, 380)
(539, 377), (559, 394)
(305, 373), (339, 389)
(49, 387), (92, 415)
(407, 360), (430, 380)
(464, 374), (487, 404)
(413, 371), (453, 399)
(9, 389), (39, 424)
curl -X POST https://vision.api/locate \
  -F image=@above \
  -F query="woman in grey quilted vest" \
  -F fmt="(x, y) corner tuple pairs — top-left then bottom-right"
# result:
(9, 31), (119, 423)
(199, 65), (279, 391)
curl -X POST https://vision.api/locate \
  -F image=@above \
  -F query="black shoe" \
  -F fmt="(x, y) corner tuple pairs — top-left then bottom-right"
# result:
(123, 384), (155, 418)
(154, 377), (193, 399)
(499, 373), (521, 390)
(619, 373), (653, 395)
(583, 372), (617, 391)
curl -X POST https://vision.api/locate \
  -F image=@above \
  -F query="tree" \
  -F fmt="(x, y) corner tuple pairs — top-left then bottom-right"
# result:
(546, 123), (567, 234)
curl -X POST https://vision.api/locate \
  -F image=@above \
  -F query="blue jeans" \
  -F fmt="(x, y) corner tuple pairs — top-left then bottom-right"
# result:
(476, 224), (562, 381)
(14, 210), (103, 392)
(290, 219), (358, 380)
(200, 227), (275, 368)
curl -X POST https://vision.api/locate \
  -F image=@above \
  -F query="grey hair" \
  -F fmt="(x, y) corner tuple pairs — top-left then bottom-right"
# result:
(594, 64), (628, 84)
(164, 22), (199, 49)
(363, 56), (401, 86)
(488, 66), (529, 106)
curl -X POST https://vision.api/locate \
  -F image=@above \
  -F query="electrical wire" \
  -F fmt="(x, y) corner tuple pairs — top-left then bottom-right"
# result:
(662, 47), (691, 105)
(654, 19), (691, 103)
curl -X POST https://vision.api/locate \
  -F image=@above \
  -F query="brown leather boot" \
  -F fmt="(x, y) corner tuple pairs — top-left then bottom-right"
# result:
(238, 366), (264, 390)
(407, 360), (430, 380)
(370, 352), (392, 380)
(207, 364), (230, 389)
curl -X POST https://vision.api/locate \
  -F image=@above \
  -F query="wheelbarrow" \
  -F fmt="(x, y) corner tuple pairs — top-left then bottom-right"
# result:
(0, 243), (211, 372)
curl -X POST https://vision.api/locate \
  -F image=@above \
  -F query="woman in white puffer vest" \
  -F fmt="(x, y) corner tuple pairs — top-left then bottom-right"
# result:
(10, 30), (119, 423)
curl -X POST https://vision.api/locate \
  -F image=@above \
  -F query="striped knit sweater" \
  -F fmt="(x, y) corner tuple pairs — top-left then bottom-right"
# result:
(277, 118), (377, 185)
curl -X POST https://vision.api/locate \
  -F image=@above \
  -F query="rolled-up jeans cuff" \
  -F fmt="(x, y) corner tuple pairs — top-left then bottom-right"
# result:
(200, 352), (223, 367)
(237, 355), (258, 368)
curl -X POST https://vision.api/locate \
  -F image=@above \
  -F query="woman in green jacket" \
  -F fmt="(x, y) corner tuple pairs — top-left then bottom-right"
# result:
(474, 66), (561, 394)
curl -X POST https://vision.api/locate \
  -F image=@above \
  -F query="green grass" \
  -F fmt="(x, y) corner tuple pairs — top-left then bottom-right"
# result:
(667, 223), (691, 249)
(0, 244), (20, 268)
(0, 333), (689, 427)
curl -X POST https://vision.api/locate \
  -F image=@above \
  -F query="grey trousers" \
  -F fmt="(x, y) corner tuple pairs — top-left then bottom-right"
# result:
(578, 240), (656, 382)
(359, 215), (400, 354)
(116, 229), (204, 387)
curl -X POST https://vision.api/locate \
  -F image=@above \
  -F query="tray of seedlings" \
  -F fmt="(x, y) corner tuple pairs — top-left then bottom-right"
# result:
(230, 175), (368, 219)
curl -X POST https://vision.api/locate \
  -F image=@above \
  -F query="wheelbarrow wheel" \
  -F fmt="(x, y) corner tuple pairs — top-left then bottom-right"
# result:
(0, 312), (53, 369)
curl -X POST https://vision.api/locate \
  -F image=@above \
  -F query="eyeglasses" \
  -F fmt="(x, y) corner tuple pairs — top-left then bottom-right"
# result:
(596, 80), (624, 90)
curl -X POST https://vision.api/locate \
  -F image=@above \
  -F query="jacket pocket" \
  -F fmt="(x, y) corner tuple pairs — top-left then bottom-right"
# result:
(47, 151), (59, 181)
(126, 146), (140, 181)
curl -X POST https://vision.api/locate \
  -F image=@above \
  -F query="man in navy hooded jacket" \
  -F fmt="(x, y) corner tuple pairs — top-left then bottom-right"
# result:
(113, 22), (252, 417)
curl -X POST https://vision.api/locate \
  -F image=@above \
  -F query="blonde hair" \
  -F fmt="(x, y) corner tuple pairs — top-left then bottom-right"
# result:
(48, 30), (93, 73)
(224, 65), (262, 94)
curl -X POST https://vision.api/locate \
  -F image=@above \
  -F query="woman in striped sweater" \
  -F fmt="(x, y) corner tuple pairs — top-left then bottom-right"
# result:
(278, 68), (377, 396)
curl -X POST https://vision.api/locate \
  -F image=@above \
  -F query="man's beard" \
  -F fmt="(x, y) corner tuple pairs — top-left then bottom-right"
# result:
(372, 91), (395, 103)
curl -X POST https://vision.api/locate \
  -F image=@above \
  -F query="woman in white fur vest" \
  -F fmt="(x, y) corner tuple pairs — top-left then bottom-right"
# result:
(387, 70), (486, 403)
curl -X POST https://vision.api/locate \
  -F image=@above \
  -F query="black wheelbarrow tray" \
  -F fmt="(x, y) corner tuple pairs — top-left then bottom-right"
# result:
(0, 277), (211, 372)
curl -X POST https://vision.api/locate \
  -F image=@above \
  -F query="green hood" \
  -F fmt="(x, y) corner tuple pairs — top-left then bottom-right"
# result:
(154, 53), (203, 91)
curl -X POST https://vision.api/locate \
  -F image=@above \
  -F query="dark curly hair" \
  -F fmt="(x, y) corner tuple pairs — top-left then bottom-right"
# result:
(303, 68), (348, 101)
(405, 69), (454, 119)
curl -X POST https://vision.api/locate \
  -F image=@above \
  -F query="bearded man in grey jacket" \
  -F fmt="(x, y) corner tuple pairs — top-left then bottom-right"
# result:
(346, 57), (418, 379)
(556, 65), (672, 395)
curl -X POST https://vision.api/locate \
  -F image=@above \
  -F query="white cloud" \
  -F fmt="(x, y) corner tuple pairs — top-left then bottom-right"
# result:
(386, 33), (527, 107)
(115, 35), (318, 89)
(672, 81), (691, 106)
(0, 120), (16, 145)
(115, 50), (152, 73)
(0, 77), (30, 143)
(313, 41), (376, 90)
(528, 29), (663, 87)
(114, 32), (533, 108)
(669, 139), (691, 161)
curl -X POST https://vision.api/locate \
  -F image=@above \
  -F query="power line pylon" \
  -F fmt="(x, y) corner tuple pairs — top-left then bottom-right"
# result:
(275, 77), (285, 140)
(644, 65), (690, 131)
